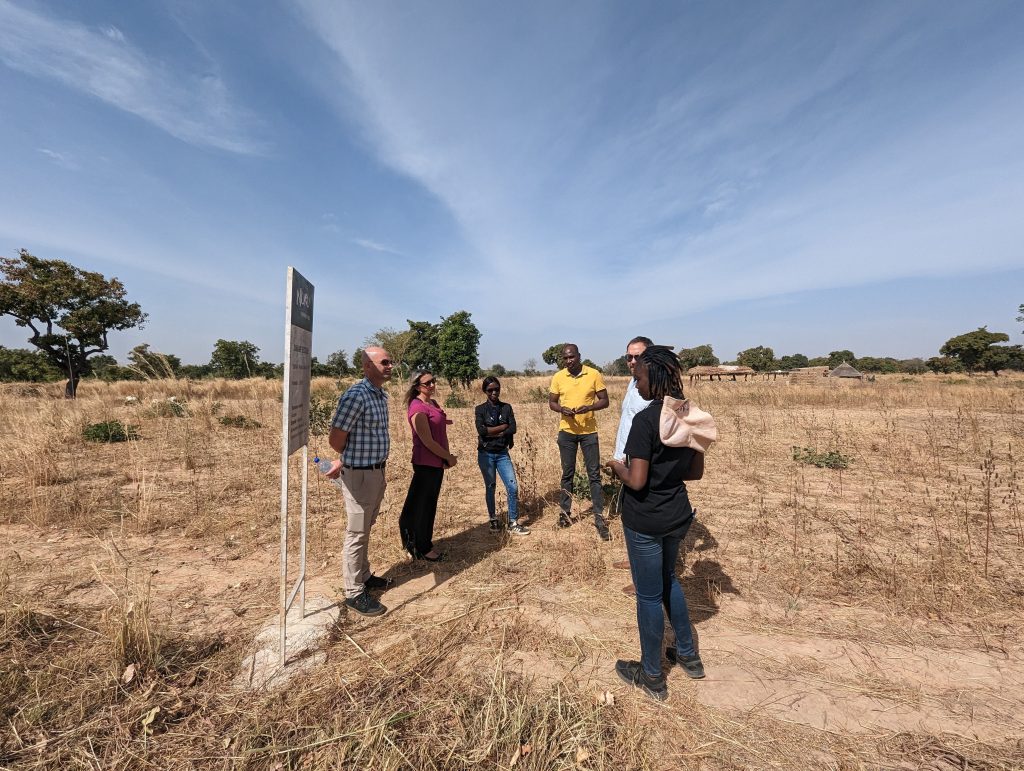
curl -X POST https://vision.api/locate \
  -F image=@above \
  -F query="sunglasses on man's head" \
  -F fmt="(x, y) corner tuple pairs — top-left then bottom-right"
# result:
(419, 378), (436, 387)
(485, 387), (500, 393)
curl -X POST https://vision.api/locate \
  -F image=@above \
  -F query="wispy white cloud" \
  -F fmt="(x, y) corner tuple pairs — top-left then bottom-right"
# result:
(36, 147), (79, 170)
(351, 237), (404, 257)
(101, 24), (124, 42)
(0, 1), (265, 154)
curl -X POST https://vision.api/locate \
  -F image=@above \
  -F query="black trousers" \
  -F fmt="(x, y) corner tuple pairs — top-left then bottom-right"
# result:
(557, 430), (605, 525)
(399, 464), (444, 556)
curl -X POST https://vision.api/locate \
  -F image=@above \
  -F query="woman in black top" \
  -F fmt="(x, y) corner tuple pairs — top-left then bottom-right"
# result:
(606, 346), (705, 701)
(474, 377), (530, 535)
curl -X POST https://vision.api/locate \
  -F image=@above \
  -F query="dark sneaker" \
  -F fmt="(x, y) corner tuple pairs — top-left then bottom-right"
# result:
(597, 525), (612, 541)
(508, 522), (531, 535)
(344, 590), (386, 617)
(488, 519), (503, 533)
(558, 514), (572, 528)
(364, 574), (392, 591)
(666, 648), (705, 679)
(615, 659), (667, 701)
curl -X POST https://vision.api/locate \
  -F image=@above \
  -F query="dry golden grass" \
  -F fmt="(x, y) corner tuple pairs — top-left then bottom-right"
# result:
(2, 373), (1023, 769)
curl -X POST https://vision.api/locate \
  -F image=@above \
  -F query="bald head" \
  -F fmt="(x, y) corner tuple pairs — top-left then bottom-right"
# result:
(362, 346), (393, 386)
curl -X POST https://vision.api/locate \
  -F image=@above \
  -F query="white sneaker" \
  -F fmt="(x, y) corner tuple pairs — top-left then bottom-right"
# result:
(508, 522), (531, 535)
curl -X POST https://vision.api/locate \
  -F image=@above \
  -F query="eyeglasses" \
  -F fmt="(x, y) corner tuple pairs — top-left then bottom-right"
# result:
(380, 359), (393, 366)
(625, 354), (642, 362)
(485, 387), (500, 393)
(419, 378), (436, 387)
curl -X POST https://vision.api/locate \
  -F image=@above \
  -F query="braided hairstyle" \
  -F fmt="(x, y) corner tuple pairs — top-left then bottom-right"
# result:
(640, 345), (684, 401)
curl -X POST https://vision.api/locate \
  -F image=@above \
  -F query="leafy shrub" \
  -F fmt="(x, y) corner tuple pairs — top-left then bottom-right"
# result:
(444, 390), (468, 408)
(572, 469), (618, 501)
(791, 446), (850, 469)
(83, 420), (139, 443)
(525, 385), (549, 403)
(218, 415), (262, 429)
(309, 396), (335, 436)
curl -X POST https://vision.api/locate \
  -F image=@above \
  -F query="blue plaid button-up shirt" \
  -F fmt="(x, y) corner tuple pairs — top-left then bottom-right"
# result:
(331, 378), (390, 466)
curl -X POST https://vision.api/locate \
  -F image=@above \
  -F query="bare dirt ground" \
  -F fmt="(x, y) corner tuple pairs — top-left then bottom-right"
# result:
(2, 374), (1023, 769)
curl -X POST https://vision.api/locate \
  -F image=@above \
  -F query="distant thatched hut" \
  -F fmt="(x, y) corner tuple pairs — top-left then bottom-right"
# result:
(828, 361), (864, 379)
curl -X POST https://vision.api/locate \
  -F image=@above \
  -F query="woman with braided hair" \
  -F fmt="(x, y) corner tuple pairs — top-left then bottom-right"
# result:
(606, 345), (706, 700)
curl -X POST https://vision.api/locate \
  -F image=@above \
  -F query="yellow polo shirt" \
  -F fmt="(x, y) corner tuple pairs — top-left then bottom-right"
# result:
(550, 365), (606, 435)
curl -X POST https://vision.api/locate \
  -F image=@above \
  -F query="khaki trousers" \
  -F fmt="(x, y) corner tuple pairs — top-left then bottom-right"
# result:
(339, 467), (386, 599)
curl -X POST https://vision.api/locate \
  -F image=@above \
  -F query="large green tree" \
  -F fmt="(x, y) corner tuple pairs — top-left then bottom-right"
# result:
(325, 349), (352, 377)
(541, 343), (569, 367)
(436, 310), (481, 389)
(778, 353), (809, 370)
(677, 344), (719, 370)
(940, 327), (1019, 376)
(404, 320), (441, 372)
(736, 345), (776, 372)
(0, 250), (147, 397)
(209, 339), (261, 379)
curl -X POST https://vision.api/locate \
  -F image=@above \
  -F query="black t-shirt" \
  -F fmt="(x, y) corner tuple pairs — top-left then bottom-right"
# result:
(622, 400), (696, 536)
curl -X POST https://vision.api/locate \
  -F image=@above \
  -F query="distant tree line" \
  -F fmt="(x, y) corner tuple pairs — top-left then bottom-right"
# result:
(2, 250), (1022, 388)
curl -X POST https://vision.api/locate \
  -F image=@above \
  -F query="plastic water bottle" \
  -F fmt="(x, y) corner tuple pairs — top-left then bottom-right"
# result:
(313, 456), (343, 489)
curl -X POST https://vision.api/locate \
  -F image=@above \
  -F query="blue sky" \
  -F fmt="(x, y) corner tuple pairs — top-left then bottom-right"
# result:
(2, 0), (1022, 369)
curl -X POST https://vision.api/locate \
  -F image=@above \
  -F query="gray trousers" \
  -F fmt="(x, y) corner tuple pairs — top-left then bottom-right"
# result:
(557, 430), (604, 525)
(339, 467), (386, 599)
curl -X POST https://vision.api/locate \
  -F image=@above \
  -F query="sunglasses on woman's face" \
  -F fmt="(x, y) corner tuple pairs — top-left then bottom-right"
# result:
(485, 387), (500, 393)
(419, 378), (436, 387)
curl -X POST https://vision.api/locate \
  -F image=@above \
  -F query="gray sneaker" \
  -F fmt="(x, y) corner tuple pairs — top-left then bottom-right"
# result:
(507, 522), (531, 535)
(344, 589), (386, 617)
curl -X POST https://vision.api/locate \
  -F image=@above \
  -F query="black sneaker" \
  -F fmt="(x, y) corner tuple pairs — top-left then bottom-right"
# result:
(364, 574), (392, 591)
(488, 519), (502, 533)
(344, 590), (386, 617)
(597, 525), (611, 541)
(615, 659), (667, 701)
(558, 514), (572, 528)
(666, 648), (705, 679)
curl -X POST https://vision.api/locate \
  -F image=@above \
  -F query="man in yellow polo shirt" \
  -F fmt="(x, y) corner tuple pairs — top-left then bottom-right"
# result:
(548, 343), (611, 539)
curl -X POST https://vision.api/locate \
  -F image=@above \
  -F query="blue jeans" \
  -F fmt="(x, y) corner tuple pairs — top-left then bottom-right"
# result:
(477, 450), (519, 523)
(623, 520), (696, 678)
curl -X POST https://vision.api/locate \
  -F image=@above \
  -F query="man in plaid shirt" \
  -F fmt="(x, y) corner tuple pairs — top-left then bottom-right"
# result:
(327, 346), (394, 616)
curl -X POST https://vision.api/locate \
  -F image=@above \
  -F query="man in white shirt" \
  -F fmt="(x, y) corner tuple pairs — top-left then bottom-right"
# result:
(612, 336), (653, 590)
(613, 336), (653, 463)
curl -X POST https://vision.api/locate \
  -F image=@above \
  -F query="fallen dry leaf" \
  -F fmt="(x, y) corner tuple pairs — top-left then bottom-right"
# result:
(140, 706), (160, 735)
(595, 690), (614, 706)
(122, 663), (136, 685)
(521, 743), (532, 755)
(509, 746), (521, 767)
(576, 746), (591, 764)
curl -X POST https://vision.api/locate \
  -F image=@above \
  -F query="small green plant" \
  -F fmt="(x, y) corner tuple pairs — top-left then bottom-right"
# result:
(572, 469), (618, 501)
(309, 395), (335, 436)
(218, 415), (262, 429)
(83, 420), (140, 443)
(444, 390), (468, 408)
(525, 385), (549, 403)
(791, 446), (850, 469)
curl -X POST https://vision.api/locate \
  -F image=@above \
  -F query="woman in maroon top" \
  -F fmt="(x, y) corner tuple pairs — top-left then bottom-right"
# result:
(399, 370), (457, 561)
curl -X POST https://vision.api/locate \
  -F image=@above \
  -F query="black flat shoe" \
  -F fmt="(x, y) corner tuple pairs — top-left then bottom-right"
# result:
(421, 551), (446, 562)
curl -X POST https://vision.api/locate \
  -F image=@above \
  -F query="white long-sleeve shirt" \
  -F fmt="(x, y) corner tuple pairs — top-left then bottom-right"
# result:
(613, 377), (652, 461)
